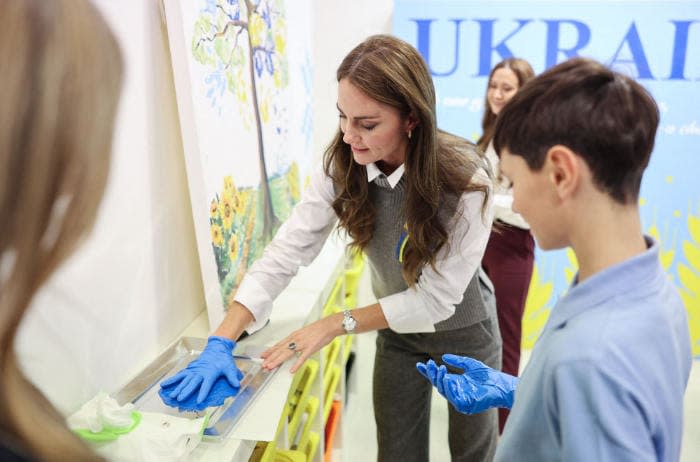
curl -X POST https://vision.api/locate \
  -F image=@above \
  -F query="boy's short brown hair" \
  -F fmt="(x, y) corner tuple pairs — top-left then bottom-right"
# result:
(493, 57), (659, 204)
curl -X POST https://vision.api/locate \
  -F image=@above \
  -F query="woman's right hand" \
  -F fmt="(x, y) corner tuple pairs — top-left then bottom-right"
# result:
(160, 335), (243, 404)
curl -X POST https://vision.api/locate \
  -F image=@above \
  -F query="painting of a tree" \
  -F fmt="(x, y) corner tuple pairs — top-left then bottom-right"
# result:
(192, 0), (288, 242)
(162, 0), (312, 328)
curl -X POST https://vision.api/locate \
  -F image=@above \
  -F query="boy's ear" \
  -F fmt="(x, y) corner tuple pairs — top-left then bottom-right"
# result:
(545, 145), (580, 200)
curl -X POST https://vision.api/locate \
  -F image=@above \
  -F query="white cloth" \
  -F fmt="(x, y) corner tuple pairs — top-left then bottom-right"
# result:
(90, 412), (206, 462)
(67, 391), (135, 433)
(236, 162), (493, 333)
(67, 392), (206, 462)
(484, 141), (530, 229)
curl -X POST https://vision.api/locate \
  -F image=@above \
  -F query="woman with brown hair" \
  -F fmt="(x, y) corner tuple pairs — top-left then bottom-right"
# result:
(0, 0), (123, 460)
(477, 58), (536, 433)
(164, 34), (500, 460)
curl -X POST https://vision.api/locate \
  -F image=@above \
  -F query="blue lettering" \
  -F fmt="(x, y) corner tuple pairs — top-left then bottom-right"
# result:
(476, 19), (532, 76)
(667, 20), (698, 80)
(544, 19), (591, 68)
(412, 18), (466, 76)
(409, 16), (691, 82)
(609, 22), (654, 79)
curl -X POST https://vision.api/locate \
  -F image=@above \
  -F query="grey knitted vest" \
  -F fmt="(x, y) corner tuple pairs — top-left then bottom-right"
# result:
(364, 173), (495, 331)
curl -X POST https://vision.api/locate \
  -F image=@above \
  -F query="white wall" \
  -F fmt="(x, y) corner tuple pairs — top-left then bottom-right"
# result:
(16, 0), (204, 415)
(15, 0), (393, 416)
(311, 1), (394, 163)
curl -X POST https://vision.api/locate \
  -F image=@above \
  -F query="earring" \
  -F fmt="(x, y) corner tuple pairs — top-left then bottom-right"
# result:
(407, 129), (412, 139)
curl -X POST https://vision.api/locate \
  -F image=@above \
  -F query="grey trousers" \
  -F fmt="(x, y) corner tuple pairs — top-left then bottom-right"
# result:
(373, 318), (501, 462)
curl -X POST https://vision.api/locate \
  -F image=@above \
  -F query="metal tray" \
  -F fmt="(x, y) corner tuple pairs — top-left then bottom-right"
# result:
(113, 337), (276, 440)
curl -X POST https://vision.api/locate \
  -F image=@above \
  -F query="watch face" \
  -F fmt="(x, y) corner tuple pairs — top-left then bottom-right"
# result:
(343, 313), (357, 332)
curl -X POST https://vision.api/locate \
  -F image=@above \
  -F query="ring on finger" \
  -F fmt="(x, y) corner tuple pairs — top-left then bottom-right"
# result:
(288, 341), (297, 351)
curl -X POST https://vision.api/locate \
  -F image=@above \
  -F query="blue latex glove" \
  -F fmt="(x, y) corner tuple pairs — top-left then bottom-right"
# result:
(416, 358), (449, 396)
(416, 354), (518, 415)
(159, 336), (243, 405)
(159, 374), (241, 412)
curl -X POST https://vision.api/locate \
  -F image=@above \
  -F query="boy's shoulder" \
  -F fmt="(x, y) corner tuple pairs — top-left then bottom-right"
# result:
(541, 276), (689, 384)
(546, 240), (685, 359)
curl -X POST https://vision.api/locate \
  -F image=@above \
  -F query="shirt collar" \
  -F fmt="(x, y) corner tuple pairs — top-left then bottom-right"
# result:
(545, 236), (664, 331)
(366, 162), (405, 189)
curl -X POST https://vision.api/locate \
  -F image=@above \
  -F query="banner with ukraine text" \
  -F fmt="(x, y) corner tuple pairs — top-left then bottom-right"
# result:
(394, 0), (700, 355)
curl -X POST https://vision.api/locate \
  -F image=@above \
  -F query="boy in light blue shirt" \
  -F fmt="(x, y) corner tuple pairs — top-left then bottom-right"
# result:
(417, 57), (692, 461)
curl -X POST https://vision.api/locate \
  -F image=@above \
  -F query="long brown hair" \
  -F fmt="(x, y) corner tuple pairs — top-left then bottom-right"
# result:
(0, 0), (123, 460)
(323, 35), (490, 286)
(477, 58), (535, 152)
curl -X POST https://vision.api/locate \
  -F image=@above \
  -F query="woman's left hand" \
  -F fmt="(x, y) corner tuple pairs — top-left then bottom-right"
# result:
(261, 313), (341, 373)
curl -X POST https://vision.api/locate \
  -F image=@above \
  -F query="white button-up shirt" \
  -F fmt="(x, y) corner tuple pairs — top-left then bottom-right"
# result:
(235, 162), (493, 334)
(485, 141), (530, 229)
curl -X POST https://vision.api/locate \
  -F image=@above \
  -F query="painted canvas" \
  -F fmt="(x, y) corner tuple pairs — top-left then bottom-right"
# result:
(163, 0), (314, 329)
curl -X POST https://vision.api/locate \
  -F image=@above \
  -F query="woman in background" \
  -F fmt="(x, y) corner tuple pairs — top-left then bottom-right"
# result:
(477, 58), (535, 433)
(0, 1), (123, 460)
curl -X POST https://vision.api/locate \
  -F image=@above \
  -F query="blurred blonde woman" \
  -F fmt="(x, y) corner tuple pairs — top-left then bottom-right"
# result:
(477, 57), (535, 433)
(0, 1), (123, 461)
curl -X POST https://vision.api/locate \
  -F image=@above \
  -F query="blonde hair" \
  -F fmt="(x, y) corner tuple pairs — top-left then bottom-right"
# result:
(324, 35), (489, 286)
(0, 0), (123, 460)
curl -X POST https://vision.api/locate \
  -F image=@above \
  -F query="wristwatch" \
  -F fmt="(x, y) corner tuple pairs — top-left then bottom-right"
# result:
(341, 309), (357, 333)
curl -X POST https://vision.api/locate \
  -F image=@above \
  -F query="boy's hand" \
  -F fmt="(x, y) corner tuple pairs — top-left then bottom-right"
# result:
(416, 354), (518, 414)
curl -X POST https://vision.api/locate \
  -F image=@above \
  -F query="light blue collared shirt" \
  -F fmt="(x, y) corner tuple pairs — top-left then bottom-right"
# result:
(497, 237), (692, 462)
